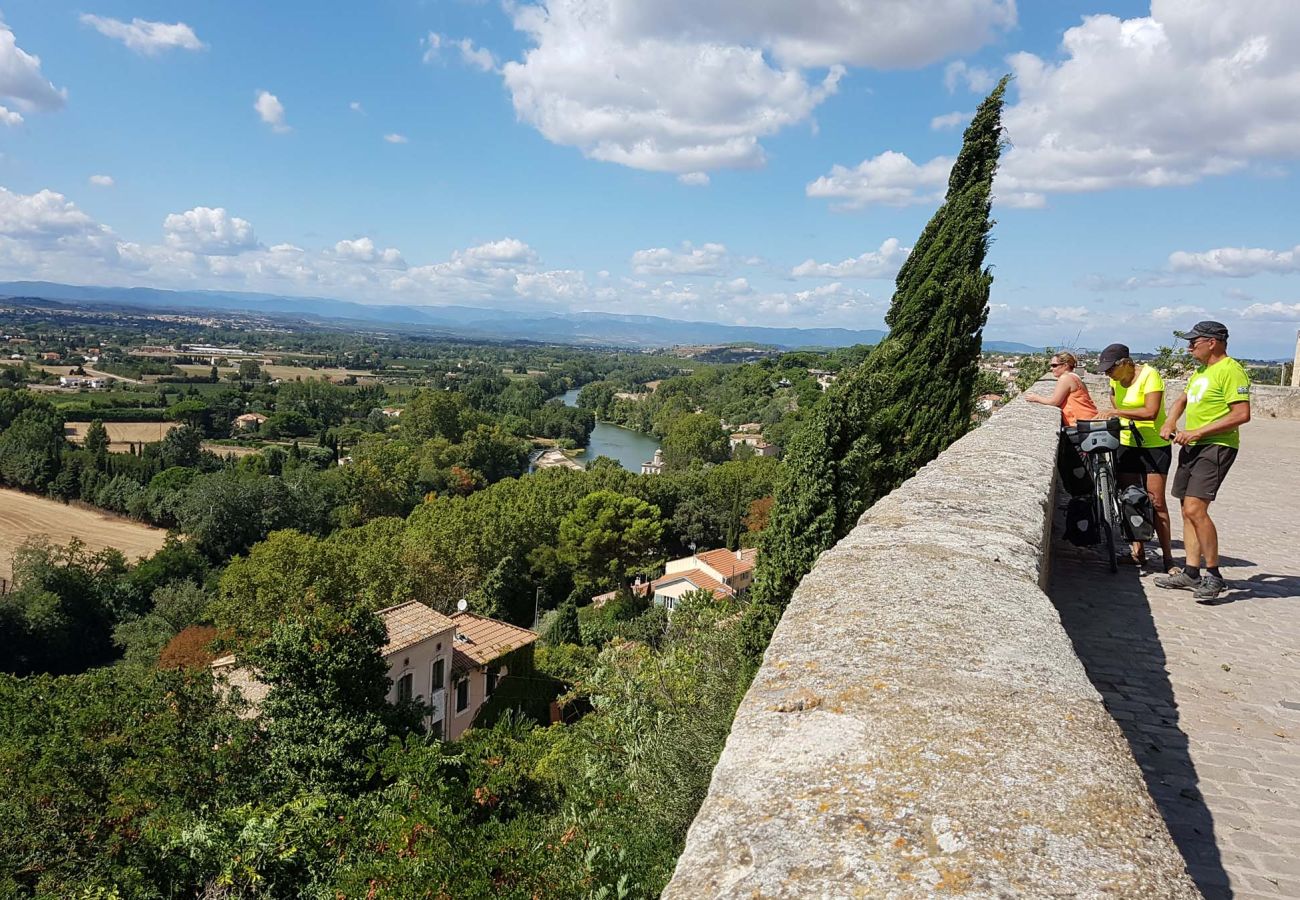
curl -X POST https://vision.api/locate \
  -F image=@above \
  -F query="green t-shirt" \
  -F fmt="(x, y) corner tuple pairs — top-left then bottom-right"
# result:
(1185, 357), (1251, 448)
(1110, 364), (1169, 448)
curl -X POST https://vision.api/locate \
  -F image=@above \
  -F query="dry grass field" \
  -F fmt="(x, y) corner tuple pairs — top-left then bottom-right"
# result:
(202, 442), (261, 458)
(65, 421), (179, 448)
(173, 363), (378, 383)
(0, 487), (168, 579)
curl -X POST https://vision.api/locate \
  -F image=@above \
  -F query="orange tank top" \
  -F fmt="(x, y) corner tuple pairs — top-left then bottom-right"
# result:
(1060, 374), (1098, 426)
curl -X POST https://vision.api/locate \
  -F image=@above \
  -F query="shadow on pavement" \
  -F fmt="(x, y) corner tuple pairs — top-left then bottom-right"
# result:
(1049, 500), (1233, 899)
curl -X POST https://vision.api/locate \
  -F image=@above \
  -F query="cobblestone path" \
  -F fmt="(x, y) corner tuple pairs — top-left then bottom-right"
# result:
(1050, 418), (1300, 900)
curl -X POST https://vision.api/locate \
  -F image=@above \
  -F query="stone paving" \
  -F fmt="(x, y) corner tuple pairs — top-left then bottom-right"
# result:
(1050, 418), (1300, 899)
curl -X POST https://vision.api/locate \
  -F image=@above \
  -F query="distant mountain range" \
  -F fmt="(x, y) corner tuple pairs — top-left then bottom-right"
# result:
(0, 280), (1043, 353)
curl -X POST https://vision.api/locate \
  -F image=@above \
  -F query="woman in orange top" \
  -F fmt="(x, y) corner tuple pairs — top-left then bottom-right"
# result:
(1025, 351), (1098, 425)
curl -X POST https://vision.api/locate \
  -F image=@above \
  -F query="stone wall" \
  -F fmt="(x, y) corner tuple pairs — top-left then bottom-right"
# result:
(662, 395), (1199, 898)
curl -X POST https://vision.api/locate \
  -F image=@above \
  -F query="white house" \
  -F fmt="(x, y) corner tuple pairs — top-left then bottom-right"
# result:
(729, 433), (778, 457)
(211, 601), (538, 741)
(233, 411), (268, 430)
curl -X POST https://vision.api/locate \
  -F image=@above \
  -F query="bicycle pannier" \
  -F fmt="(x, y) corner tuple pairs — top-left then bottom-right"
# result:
(1119, 485), (1156, 542)
(1064, 495), (1100, 546)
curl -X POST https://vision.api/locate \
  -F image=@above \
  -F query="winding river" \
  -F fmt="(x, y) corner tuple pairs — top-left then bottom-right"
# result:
(560, 388), (662, 472)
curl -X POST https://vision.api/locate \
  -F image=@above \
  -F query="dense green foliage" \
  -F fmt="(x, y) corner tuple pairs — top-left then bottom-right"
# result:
(754, 77), (1009, 607)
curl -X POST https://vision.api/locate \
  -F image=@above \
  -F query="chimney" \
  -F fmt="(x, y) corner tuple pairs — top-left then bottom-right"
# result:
(735, 548), (743, 560)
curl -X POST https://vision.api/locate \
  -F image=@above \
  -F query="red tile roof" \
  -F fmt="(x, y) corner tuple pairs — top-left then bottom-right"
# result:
(651, 568), (734, 599)
(378, 601), (456, 656)
(449, 612), (538, 677)
(696, 547), (758, 579)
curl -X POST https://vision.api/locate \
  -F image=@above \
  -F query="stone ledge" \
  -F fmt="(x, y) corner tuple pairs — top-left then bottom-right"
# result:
(663, 395), (1199, 898)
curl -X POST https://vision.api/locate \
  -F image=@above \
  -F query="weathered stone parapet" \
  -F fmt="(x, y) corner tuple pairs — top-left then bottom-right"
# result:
(663, 395), (1199, 898)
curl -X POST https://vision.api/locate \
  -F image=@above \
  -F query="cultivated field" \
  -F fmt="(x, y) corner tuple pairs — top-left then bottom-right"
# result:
(0, 487), (168, 580)
(65, 421), (178, 448)
(174, 363), (378, 383)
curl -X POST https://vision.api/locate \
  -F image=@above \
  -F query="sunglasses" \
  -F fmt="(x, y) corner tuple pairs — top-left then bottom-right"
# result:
(1049, 361), (1065, 368)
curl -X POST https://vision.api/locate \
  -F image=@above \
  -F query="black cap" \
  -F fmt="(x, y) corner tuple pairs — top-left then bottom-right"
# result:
(1173, 320), (1229, 342)
(1097, 343), (1130, 372)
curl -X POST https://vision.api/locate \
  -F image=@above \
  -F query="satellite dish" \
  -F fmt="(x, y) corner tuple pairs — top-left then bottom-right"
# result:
(457, 598), (468, 612)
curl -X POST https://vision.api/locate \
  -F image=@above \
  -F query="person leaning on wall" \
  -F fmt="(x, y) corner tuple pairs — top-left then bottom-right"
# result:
(1024, 351), (1098, 426)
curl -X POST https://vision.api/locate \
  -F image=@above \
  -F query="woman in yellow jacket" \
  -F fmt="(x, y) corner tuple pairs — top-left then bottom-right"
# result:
(1097, 343), (1174, 572)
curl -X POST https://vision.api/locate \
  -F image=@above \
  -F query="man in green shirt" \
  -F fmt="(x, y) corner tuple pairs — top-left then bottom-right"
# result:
(1154, 321), (1251, 602)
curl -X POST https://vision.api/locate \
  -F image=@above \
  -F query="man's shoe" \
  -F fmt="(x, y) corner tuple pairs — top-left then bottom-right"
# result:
(1193, 574), (1227, 602)
(1155, 570), (1200, 591)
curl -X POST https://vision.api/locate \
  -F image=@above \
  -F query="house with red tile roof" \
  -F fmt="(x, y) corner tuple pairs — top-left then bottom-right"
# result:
(650, 547), (759, 612)
(211, 601), (537, 741)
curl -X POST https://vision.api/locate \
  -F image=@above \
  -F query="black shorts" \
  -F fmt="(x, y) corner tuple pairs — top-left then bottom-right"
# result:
(1117, 444), (1172, 476)
(1172, 444), (1238, 501)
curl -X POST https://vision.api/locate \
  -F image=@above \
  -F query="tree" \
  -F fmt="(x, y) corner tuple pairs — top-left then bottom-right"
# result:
(0, 407), (64, 490)
(542, 599), (581, 646)
(661, 413), (730, 470)
(467, 555), (534, 625)
(402, 389), (467, 442)
(167, 398), (211, 433)
(558, 490), (664, 592)
(113, 579), (212, 667)
(754, 77), (1009, 608)
(238, 359), (262, 382)
(157, 423), (204, 469)
(83, 418), (109, 459)
(245, 604), (398, 795)
(1152, 339), (1194, 378)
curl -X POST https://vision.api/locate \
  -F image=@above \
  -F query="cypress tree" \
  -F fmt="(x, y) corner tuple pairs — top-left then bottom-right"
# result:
(753, 76), (1009, 608)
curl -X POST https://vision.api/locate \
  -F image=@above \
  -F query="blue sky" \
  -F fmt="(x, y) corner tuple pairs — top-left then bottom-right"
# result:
(2, 1), (1299, 357)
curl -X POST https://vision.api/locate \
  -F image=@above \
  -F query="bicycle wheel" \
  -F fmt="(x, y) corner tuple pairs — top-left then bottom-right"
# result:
(1095, 458), (1118, 573)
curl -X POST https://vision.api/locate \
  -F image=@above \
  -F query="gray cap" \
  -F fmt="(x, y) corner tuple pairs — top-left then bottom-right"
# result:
(1173, 320), (1229, 341)
(1097, 343), (1130, 372)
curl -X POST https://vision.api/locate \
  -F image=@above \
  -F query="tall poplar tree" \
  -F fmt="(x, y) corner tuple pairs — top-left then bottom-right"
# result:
(753, 76), (1009, 608)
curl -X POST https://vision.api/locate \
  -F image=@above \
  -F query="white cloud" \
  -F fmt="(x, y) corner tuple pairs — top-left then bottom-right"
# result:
(1169, 245), (1300, 278)
(930, 111), (968, 130)
(678, 172), (710, 187)
(383, 133), (409, 144)
(1240, 302), (1300, 320)
(814, 2), (1300, 208)
(79, 15), (204, 55)
(0, 105), (20, 126)
(0, 19), (67, 114)
(1037, 305), (1091, 324)
(0, 186), (100, 240)
(806, 151), (952, 209)
(254, 90), (288, 133)
(792, 238), (909, 279)
(631, 242), (729, 275)
(1150, 304), (1208, 323)
(333, 237), (404, 267)
(499, 0), (1012, 175)
(423, 32), (497, 72)
(163, 206), (259, 255)
(1078, 272), (1202, 292)
(88, 174), (114, 187)
(349, 101), (364, 114)
(944, 60), (994, 93)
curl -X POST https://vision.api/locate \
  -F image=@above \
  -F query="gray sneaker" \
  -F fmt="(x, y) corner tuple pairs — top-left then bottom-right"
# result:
(1155, 570), (1200, 591)
(1193, 574), (1227, 601)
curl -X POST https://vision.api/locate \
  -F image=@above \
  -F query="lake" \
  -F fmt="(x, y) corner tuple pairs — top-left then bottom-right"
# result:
(560, 388), (662, 472)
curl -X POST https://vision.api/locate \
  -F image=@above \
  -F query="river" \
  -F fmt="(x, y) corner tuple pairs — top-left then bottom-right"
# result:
(560, 388), (662, 472)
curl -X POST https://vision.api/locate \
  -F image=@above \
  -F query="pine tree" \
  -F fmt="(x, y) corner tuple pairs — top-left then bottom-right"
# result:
(753, 76), (1009, 609)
